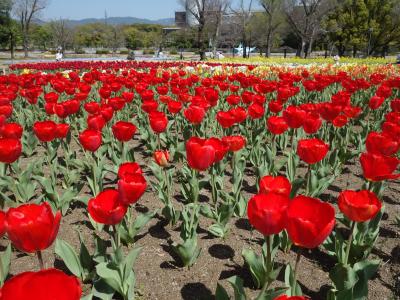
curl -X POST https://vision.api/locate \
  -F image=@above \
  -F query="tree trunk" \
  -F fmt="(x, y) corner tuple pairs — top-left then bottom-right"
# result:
(242, 36), (247, 58)
(299, 38), (306, 58)
(307, 32), (315, 58)
(23, 28), (29, 58)
(352, 45), (357, 58)
(197, 20), (206, 61)
(9, 31), (15, 59)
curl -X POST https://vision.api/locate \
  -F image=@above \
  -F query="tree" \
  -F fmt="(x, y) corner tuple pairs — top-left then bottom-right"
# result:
(0, 0), (20, 59)
(231, 0), (254, 58)
(180, 0), (209, 60)
(13, 0), (48, 57)
(325, 0), (400, 57)
(259, 0), (285, 57)
(284, 0), (335, 57)
(0, 0), (12, 45)
(31, 24), (51, 50)
(206, 0), (231, 58)
(48, 19), (73, 54)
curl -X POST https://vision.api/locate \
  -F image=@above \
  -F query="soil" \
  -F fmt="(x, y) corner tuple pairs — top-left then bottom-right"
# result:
(1, 138), (399, 300)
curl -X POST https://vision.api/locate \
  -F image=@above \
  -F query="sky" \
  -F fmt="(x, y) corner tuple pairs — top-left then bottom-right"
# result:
(43, 0), (182, 20)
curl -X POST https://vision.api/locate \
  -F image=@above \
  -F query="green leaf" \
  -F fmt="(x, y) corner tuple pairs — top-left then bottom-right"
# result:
(0, 244), (11, 285)
(123, 247), (142, 281)
(78, 233), (94, 274)
(172, 236), (201, 267)
(353, 259), (380, 300)
(95, 263), (121, 294)
(242, 248), (266, 289)
(329, 263), (359, 291)
(215, 283), (230, 300)
(92, 278), (115, 300)
(208, 223), (226, 238)
(227, 276), (247, 300)
(55, 239), (83, 279)
(257, 287), (288, 300)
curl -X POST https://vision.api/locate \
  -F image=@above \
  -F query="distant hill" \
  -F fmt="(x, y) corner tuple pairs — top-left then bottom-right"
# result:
(37, 17), (175, 26)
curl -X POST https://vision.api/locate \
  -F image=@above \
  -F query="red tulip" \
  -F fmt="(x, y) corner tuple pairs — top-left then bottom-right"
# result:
(0, 210), (5, 238)
(184, 105), (206, 124)
(122, 91), (135, 103)
(0, 269), (81, 300)
(88, 189), (127, 225)
(44, 92), (59, 103)
(0, 138), (22, 163)
(100, 106), (114, 122)
(318, 103), (341, 122)
(153, 150), (170, 167)
(303, 113), (322, 134)
(285, 195), (335, 248)
(118, 174), (147, 206)
(267, 116), (288, 135)
(269, 100), (283, 113)
(338, 190), (382, 222)
(366, 132), (399, 156)
(226, 94), (241, 106)
(79, 129), (102, 152)
(112, 121), (136, 142)
(0, 123), (23, 139)
(84, 102), (100, 114)
(118, 162), (143, 179)
(222, 135), (246, 152)
(205, 137), (229, 163)
(167, 100), (183, 114)
(248, 103), (265, 119)
(360, 152), (400, 181)
(297, 138), (329, 164)
(259, 175), (291, 197)
(0, 105), (13, 118)
(186, 137), (216, 171)
(283, 106), (306, 128)
(5, 202), (61, 253)
(141, 99), (159, 113)
(149, 111), (168, 133)
(247, 193), (290, 236)
(33, 121), (57, 142)
(217, 111), (235, 128)
(368, 95), (385, 110)
(273, 295), (309, 300)
(55, 124), (70, 139)
(230, 107), (247, 123)
(87, 114), (106, 131)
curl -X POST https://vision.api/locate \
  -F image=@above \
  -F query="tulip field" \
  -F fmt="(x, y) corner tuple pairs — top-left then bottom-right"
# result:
(0, 60), (399, 300)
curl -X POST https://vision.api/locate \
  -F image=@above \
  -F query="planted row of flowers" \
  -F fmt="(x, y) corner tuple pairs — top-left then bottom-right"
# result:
(0, 61), (399, 299)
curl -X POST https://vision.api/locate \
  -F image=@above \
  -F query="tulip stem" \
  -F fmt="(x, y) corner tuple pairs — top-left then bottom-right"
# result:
(293, 249), (302, 287)
(36, 250), (44, 270)
(258, 235), (273, 298)
(191, 169), (199, 203)
(344, 221), (356, 266)
(157, 134), (161, 149)
(306, 165), (311, 195)
(7, 163), (12, 177)
(0, 254), (4, 282)
(113, 225), (120, 248)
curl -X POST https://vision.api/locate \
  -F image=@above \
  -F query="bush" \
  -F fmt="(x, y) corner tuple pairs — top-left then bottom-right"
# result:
(119, 50), (129, 55)
(96, 49), (110, 55)
(75, 49), (86, 54)
(169, 49), (178, 55)
(143, 49), (155, 55)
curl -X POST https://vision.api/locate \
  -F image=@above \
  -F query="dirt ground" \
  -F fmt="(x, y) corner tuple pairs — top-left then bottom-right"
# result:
(1, 139), (399, 300)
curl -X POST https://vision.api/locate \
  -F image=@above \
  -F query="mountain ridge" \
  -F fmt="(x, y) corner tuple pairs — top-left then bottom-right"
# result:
(38, 16), (175, 26)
